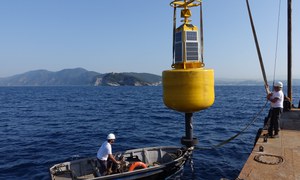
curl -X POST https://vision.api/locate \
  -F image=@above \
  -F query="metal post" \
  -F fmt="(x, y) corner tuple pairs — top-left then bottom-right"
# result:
(181, 113), (198, 147)
(287, 0), (292, 103)
(185, 113), (193, 140)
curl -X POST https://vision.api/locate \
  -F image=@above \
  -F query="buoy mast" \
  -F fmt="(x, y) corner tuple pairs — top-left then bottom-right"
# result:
(163, 0), (215, 147)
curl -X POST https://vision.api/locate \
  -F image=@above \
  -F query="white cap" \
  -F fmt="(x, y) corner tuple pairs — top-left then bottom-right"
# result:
(274, 81), (283, 88)
(107, 133), (116, 140)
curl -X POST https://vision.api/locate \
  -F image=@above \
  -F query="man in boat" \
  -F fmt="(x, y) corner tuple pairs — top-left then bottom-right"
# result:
(97, 133), (120, 175)
(266, 81), (284, 138)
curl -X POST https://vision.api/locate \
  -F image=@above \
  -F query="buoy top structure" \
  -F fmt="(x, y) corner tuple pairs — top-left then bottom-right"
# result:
(163, 0), (214, 113)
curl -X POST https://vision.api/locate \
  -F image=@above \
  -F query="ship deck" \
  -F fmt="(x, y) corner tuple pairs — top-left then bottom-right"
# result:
(238, 109), (300, 180)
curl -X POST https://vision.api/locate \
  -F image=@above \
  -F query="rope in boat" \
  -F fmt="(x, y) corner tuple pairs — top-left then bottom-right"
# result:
(195, 100), (268, 150)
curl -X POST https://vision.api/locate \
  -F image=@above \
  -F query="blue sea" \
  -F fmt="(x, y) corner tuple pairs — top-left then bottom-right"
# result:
(1, 86), (299, 180)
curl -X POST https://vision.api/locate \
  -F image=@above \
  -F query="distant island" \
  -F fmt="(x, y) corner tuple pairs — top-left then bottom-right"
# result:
(0, 68), (162, 86)
(0, 68), (299, 86)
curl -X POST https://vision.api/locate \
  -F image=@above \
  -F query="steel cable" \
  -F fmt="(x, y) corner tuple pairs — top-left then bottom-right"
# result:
(272, 0), (282, 86)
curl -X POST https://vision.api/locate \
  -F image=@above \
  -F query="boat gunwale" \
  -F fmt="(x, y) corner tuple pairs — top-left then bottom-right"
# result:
(49, 146), (191, 180)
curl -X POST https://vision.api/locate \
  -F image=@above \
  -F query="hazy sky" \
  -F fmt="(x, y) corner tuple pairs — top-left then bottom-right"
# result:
(0, 0), (299, 80)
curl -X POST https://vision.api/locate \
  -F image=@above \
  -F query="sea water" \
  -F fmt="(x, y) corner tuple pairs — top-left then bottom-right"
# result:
(0, 86), (299, 180)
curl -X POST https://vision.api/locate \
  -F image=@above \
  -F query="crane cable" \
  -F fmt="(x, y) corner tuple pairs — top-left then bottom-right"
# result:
(245, 0), (270, 95)
(272, 0), (282, 86)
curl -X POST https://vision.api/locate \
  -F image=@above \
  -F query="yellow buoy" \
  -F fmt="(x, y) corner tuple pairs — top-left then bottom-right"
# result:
(163, 0), (215, 113)
(163, 68), (214, 113)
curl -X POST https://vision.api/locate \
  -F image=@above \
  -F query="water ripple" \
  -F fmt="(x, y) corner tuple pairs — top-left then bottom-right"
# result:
(0, 86), (299, 179)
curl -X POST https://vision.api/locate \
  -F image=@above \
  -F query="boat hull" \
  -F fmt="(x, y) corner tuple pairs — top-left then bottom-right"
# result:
(50, 146), (192, 180)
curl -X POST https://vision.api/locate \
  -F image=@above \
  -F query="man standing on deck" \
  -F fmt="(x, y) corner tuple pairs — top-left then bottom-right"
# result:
(267, 81), (284, 138)
(97, 133), (120, 175)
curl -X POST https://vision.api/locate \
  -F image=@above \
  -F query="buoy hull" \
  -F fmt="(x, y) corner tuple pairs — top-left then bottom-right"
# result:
(162, 69), (215, 113)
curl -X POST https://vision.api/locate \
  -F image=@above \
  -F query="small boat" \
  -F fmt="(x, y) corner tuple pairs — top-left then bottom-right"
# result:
(49, 146), (193, 180)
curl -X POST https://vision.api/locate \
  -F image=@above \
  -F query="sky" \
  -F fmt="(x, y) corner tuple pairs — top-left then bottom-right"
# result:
(0, 0), (299, 80)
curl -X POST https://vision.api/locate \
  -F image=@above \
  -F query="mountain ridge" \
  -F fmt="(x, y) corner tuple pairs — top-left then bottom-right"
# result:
(0, 68), (162, 86)
(0, 68), (299, 86)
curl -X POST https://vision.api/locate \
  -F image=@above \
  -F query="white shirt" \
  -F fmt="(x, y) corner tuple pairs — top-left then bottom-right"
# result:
(270, 90), (284, 108)
(97, 141), (112, 160)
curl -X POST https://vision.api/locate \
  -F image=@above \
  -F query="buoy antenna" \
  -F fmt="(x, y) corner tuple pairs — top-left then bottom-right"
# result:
(170, 0), (201, 24)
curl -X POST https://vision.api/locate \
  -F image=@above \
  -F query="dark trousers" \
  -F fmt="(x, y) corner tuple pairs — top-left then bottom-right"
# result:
(98, 159), (114, 176)
(268, 108), (283, 136)
(98, 160), (107, 175)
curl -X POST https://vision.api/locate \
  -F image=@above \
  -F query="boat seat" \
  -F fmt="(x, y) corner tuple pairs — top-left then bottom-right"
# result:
(126, 155), (142, 162)
(143, 149), (150, 164)
(50, 163), (79, 180)
(52, 169), (78, 180)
